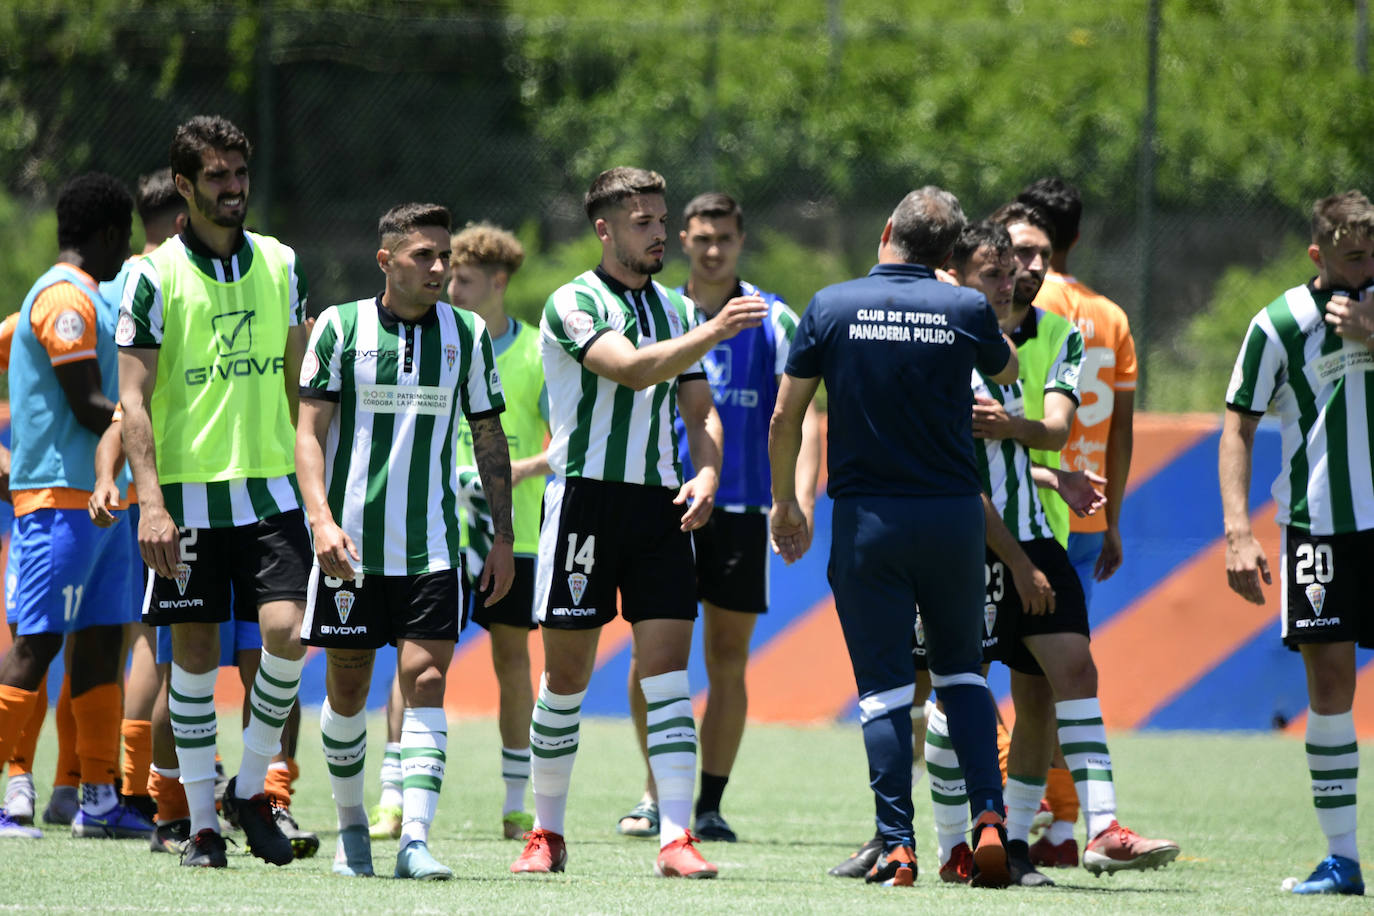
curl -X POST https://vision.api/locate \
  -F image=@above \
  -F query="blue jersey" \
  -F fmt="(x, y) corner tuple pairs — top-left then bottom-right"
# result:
(675, 280), (798, 509)
(10, 264), (120, 496)
(786, 262), (1010, 499)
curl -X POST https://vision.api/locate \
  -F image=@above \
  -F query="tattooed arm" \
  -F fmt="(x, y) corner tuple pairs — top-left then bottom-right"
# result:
(470, 414), (515, 606)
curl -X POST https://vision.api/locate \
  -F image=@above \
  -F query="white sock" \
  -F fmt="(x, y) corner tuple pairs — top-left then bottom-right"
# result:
(400, 707), (447, 848)
(1047, 819), (1075, 844)
(640, 670), (697, 848)
(529, 673), (586, 837)
(321, 700), (368, 829)
(238, 650), (304, 798)
(379, 742), (403, 809)
(80, 782), (118, 816)
(924, 706), (968, 863)
(169, 664), (219, 834)
(1056, 697), (1117, 840)
(1306, 709), (1359, 861)
(1004, 776), (1045, 845)
(502, 746), (531, 815)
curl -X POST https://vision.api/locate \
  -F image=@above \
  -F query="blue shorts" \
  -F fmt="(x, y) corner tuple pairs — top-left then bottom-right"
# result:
(154, 617), (262, 667)
(1066, 531), (1102, 610)
(5, 521), (19, 620)
(12, 507), (140, 636)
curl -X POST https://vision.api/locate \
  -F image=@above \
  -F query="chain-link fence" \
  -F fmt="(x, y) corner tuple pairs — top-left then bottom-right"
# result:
(3, 4), (1370, 410)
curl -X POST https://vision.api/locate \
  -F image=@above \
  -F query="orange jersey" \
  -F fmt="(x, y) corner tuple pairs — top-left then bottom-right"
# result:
(1033, 271), (1138, 534)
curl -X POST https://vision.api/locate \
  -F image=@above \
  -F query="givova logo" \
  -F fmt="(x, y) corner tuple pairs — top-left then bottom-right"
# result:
(213, 311), (254, 356)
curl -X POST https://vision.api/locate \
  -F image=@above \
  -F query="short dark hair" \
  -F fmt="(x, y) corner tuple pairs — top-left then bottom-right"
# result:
(1312, 190), (1374, 248)
(584, 167), (666, 223)
(136, 168), (185, 225)
(682, 191), (743, 233)
(56, 172), (133, 248)
(887, 186), (966, 266)
(1016, 177), (1081, 252)
(989, 200), (1054, 240)
(378, 202), (452, 248)
(949, 220), (1012, 273)
(170, 115), (252, 183)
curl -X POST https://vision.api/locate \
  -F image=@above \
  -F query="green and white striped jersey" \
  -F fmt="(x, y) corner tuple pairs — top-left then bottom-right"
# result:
(1226, 282), (1374, 535)
(300, 296), (505, 575)
(972, 370), (1054, 542)
(119, 229), (308, 529)
(541, 267), (704, 487)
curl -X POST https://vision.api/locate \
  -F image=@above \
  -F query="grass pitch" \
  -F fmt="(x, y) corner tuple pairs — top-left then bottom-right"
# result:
(3, 716), (1370, 913)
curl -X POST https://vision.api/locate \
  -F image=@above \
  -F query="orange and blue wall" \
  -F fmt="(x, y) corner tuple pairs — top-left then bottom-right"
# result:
(3, 413), (1371, 737)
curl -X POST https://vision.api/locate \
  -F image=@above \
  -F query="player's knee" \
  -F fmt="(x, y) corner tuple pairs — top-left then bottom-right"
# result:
(406, 666), (446, 706)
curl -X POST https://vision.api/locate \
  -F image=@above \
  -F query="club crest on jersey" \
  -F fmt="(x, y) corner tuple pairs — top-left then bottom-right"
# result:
(984, 602), (997, 637)
(174, 563), (192, 597)
(914, 613), (925, 647)
(334, 589), (356, 624)
(567, 573), (588, 606)
(1306, 582), (1327, 617)
(115, 311), (136, 346)
(444, 343), (458, 370)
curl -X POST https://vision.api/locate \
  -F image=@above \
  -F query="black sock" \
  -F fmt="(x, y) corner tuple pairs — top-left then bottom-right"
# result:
(696, 771), (729, 818)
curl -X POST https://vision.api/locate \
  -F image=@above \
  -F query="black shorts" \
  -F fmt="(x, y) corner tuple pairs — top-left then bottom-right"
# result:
(535, 477), (698, 629)
(302, 565), (463, 649)
(912, 540), (1088, 675)
(143, 509), (311, 626)
(694, 510), (769, 613)
(468, 555), (537, 631)
(1281, 526), (1374, 649)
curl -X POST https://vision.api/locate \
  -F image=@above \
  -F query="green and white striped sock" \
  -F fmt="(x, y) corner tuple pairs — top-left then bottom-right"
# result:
(529, 674), (585, 837)
(321, 699), (368, 828)
(1056, 697), (1117, 839)
(641, 670), (696, 847)
(924, 706), (968, 864)
(502, 746), (531, 815)
(238, 649), (303, 798)
(401, 706), (447, 847)
(1306, 709), (1359, 861)
(169, 664), (219, 835)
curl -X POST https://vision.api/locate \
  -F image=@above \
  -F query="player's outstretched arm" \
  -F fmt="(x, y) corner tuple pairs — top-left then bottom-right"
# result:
(470, 414), (514, 606)
(581, 295), (769, 391)
(296, 396), (358, 580)
(983, 494), (1054, 615)
(974, 388), (1075, 450)
(1030, 465), (1106, 517)
(118, 348), (179, 579)
(1220, 408), (1269, 604)
(675, 378), (721, 532)
(769, 373), (821, 564)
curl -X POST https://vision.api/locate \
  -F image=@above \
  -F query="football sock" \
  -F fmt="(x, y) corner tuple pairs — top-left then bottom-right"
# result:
(321, 700), (368, 829)
(265, 759), (295, 808)
(696, 771), (728, 818)
(169, 665), (219, 834)
(400, 706), (447, 847)
(80, 781), (118, 816)
(529, 673), (585, 837)
(120, 719), (153, 797)
(73, 682), (121, 793)
(0, 684), (41, 769)
(1047, 818), (1075, 845)
(54, 675), (79, 788)
(149, 764), (189, 823)
(933, 678), (1005, 820)
(1005, 775), (1045, 845)
(9, 678), (47, 777)
(1056, 697), (1117, 839)
(379, 742), (403, 810)
(501, 746), (530, 815)
(1306, 709), (1359, 862)
(924, 705), (968, 863)
(238, 650), (303, 798)
(1045, 764), (1079, 828)
(640, 669), (697, 848)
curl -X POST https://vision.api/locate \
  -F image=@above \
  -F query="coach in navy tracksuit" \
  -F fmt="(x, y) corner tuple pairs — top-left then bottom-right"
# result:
(768, 186), (1018, 887)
